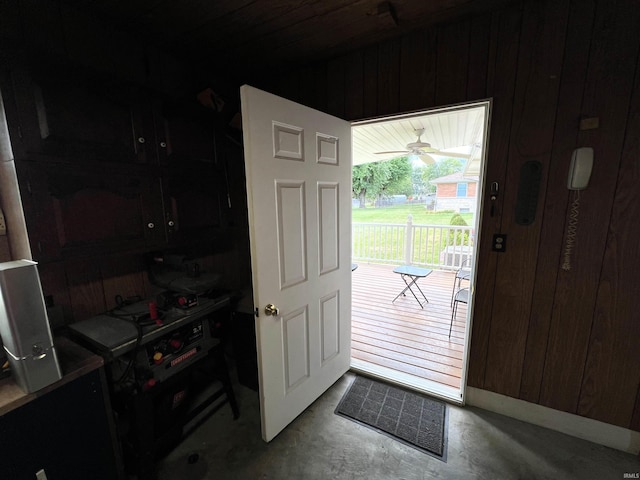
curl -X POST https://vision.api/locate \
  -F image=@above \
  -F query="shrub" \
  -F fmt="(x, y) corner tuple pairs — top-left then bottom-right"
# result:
(447, 214), (470, 246)
(449, 214), (468, 226)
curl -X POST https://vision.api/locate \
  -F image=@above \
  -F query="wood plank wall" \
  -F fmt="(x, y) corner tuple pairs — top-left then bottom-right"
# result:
(254, 0), (640, 431)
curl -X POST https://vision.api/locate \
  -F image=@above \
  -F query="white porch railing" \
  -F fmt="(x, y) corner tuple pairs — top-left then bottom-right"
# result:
(352, 215), (473, 270)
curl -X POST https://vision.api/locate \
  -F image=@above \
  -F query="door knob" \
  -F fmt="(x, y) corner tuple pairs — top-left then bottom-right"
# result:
(264, 303), (280, 316)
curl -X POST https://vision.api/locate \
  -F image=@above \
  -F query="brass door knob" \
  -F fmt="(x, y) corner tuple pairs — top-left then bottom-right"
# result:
(264, 303), (280, 316)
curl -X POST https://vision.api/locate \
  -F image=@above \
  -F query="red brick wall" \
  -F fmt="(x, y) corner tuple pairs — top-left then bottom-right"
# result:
(468, 182), (477, 196)
(437, 182), (476, 198)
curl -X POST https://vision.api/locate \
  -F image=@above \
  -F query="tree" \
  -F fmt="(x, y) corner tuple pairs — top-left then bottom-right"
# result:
(352, 162), (389, 208)
(412, 165), (429, 196)
(352, 156), (412, 207)
(382, 156), (412, 197)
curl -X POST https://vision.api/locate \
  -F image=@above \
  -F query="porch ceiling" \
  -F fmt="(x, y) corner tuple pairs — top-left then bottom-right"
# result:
(352, 105), (486, 175)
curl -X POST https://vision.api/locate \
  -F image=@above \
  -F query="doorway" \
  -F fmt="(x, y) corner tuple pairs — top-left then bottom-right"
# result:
(349, 101), (491, 404)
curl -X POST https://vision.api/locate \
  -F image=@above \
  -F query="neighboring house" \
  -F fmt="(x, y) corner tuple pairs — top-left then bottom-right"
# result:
(429, 172), (478, 213)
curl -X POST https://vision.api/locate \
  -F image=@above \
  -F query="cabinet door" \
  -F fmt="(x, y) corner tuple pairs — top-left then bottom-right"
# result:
(156, 99), (217, 165)
(10, 67), (152, 164)
(17, 161), (165, 260)
(0, 368), (122, 480)
(163, 163), (225, 247)
(16, 162), (62, 261)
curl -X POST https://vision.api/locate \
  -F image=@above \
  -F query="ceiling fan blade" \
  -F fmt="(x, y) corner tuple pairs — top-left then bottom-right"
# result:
(430, 150), (472, 159)
(374, 150), (410, 155)
(418, 154), (436, 165)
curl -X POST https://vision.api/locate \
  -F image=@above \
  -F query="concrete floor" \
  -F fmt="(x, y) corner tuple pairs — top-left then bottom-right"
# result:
(156, 371), (640, 480)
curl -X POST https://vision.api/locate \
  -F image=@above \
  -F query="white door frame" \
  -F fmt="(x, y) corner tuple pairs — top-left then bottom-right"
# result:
(349, 99), (493, 405)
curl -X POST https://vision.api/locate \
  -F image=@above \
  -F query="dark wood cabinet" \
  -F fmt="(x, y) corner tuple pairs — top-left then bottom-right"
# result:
(9, 66), (153, 164)
(3, 62), (231, 262)
(16, 162), (166, 261)
(163, 162), (225, 247)
(156, 100), (218, 165)
(0, 342), (123, 480)
(155, 98), (230, 248)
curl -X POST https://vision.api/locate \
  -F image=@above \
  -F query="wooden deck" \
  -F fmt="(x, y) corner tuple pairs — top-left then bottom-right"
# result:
(351, 263), (468, 390)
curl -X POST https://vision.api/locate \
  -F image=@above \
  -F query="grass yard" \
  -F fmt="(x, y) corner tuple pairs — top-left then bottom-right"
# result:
(352, 204), (473, 225)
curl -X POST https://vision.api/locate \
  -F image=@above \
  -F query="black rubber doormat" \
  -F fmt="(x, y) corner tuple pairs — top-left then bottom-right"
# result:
(335, 376), (448, 460)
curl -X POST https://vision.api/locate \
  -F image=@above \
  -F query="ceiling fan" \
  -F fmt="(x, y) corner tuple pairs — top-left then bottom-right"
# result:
(374, 128), (471, 164)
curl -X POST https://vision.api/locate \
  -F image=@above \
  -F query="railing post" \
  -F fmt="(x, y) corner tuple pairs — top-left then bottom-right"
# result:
(404, 215), (413, 265)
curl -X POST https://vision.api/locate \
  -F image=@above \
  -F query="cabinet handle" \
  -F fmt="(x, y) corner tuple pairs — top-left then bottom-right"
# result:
(160, 142), (167, 148)
(167, 220), (175, 227)
(138, 137), (146, 144)
(147, 222), (155, 229)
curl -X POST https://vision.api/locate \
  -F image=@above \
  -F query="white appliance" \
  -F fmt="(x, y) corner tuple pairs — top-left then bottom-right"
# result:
(0, 259), (61, 393)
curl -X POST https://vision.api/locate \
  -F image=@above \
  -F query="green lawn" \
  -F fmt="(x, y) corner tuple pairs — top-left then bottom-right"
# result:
(352, 204), (473, 225)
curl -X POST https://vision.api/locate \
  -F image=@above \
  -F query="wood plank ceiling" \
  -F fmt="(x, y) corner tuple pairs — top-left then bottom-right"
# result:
(57, 0), (501, 172)
(60, 0), (514, 79)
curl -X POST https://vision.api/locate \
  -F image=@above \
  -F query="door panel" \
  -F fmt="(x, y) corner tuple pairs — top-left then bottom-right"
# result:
(283, 305), (310, 391)
(275, 180), (307, 288)
(318, 182), (339, 275)
(241, 85), (352, 441)
(320, 291), (340, 363)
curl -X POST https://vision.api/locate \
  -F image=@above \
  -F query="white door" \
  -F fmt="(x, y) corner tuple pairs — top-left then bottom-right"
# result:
(240, 85), (352, 441)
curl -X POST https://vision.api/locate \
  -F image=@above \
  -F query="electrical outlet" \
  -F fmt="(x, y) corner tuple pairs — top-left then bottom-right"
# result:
(492, 234), (507, 252)
(35, 469), (48, 480)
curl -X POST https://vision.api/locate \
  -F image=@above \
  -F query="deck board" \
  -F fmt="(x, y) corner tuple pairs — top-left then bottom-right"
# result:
(351, 262), (468, 390)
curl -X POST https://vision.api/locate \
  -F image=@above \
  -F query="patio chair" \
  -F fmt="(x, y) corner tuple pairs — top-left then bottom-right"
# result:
(450, 259), (471, 306)
(449, 287), (469, 338)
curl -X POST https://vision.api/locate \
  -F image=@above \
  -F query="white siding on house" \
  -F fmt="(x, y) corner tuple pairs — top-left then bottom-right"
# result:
(434, 197), (476, 213)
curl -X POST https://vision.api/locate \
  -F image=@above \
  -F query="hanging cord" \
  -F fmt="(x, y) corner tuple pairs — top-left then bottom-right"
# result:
(561, 190), (581, 271)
